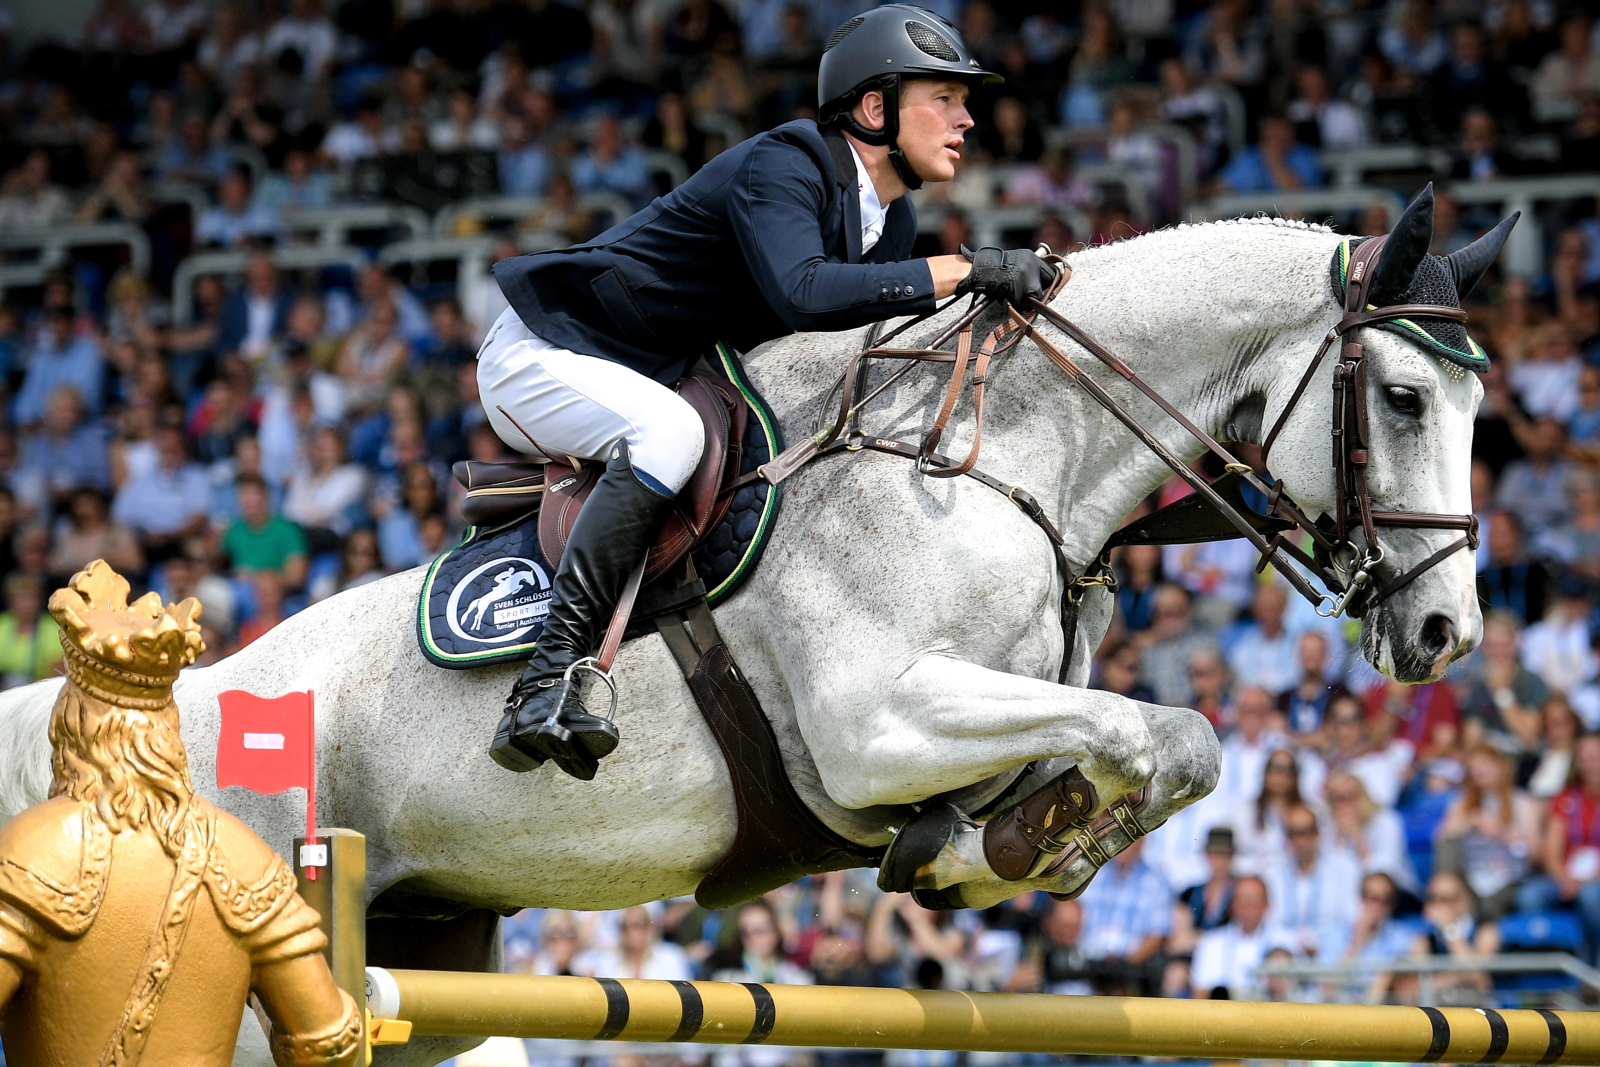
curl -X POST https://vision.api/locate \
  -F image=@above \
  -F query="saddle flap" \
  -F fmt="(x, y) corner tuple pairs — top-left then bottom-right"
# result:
(538, 375), (747, 583)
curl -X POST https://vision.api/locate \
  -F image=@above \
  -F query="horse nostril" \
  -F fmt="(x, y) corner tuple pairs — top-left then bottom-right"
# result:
(1421, 614), (1457, 657)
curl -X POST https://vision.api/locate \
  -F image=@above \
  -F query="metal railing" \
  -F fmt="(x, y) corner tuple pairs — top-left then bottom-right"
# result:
(171, 244), (368, 324)
(1193, 186), (1408, 229)
(1445, 175), (1600, 279)
(1253, 952), (1600, 1007)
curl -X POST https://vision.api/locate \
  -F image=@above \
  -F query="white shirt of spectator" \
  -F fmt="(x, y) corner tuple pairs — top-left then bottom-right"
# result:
(1325, 806), (1420, 893)
(846, 140), (887, 256)
(1263, 849), (1362, 958)
(1191, 921), (1275, 996)
(1522, 608), (1599, 694)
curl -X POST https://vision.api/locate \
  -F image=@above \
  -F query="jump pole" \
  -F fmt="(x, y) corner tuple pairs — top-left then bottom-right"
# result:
(363, 968), (1600, 1064)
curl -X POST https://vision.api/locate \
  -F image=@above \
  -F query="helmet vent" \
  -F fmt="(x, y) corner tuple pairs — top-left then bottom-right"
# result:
(905, 20), (961, 61)
(825, 16), (865, 51)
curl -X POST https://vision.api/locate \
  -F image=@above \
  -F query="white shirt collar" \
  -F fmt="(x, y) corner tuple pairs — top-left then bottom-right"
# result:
(845, 139), (888, 256)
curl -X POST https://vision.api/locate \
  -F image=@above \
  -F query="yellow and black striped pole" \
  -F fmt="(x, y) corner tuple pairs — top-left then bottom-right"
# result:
(364, 968), (1599, 1064)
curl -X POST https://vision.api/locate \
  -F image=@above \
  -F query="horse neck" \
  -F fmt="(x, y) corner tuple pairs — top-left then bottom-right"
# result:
(973, 221), (1343, 567)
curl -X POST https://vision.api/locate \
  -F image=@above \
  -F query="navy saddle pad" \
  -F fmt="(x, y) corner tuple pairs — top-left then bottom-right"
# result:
(417, 345), (783, 669)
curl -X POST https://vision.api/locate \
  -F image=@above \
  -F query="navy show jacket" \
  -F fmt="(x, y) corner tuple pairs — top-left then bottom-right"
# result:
(492, 119), (937, 384)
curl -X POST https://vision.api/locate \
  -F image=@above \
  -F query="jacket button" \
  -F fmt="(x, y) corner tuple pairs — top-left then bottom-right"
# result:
(880, 287), (889, 299)
(905, 285), (915, 296)
(892, 286), (902, 296)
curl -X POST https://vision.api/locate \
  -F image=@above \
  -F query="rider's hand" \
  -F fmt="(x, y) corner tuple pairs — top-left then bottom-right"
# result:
(955, 246), (1059, 307)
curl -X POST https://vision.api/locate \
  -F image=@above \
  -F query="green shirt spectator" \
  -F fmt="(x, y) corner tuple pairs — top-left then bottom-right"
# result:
(222, 473), (309, 588)
(0, 574), (63, 688)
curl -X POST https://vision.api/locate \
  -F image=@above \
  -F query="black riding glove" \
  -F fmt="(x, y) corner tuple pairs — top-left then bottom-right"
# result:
(955, 245), (1058, 307)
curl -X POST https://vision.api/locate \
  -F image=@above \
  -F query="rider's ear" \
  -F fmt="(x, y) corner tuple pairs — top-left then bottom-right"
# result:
(856, 90), (886, 132)
(1446, 212), (1519, 300)
(1368, 183), (1434, 306)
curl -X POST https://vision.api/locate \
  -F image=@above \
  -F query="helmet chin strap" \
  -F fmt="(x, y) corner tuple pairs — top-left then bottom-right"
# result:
(831, 76), (925, 191)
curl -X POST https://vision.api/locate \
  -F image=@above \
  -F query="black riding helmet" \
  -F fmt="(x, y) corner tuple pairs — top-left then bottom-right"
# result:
(818, 5), (1001, 191)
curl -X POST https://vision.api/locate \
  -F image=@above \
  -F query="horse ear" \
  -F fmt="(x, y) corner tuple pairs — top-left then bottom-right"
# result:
(1446, 212), (1519, 300)
(1368, 184), (1434, 306)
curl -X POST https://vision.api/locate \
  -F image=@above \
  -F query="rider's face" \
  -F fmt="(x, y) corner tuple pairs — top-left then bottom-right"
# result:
(857, 79), (973, 185)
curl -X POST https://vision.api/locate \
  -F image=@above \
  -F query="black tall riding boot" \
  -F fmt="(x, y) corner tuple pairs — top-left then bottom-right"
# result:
(490, 441), (673, 779)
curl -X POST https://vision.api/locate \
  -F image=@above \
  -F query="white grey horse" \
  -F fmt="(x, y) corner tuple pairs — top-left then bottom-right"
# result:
(0, 211), (1495, 1065)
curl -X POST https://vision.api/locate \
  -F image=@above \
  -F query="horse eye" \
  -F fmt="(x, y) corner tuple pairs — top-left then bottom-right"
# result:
(1385, 386), (1422, 416)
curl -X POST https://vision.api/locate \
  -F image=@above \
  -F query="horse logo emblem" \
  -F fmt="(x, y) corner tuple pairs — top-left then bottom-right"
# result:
(444, 557), (553, 645)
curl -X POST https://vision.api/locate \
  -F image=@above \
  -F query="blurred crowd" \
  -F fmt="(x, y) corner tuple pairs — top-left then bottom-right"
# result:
(3, 0), (1600, 1034)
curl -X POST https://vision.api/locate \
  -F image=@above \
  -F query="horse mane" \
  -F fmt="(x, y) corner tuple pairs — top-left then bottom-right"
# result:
(1064, 215), (1337, 269)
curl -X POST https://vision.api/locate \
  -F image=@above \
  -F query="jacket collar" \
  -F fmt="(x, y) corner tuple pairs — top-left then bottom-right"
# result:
(823, 127), (863, 264)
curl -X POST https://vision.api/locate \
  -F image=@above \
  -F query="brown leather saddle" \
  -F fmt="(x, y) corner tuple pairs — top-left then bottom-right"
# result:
(452, 374), (749, 580)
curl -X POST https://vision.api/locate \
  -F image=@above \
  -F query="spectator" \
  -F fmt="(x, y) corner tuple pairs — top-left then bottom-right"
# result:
(222, 473), (308, 589)
(1379, 0), (1447, 75)
(262, 0), (336, 82)
(982, 97), (1043, 163)
(1216, 115), (1324, 193)
(1342, 872), (1416, 999)
(641, 92), (708, 174)
(1287, 65), (1367, 148)
(1536, 470), (1600, 581)
(866, 893), (967, 991)
(711, 901), (812, 985)
(16, 386), (112, 509)
(1529, 16), (1600, 123)
(336, 298), (410, 413)
(111, 425), (211, 563)
(283, 425), (367, 546)
(1478, 511), (1550, 624)
(13, 308), (104, 426)
(1280, 631), (1348, 737)
(0, 573), (64, 690)
(1264, 804), (1362, 958)
(253, 146), (333, 214)
(1217, 688), (1288, 811)
(74, 150), (151, 225)
(1190, 875), (1273, 999)
(1413, 870), (1500, 994)
(1139, 584), (1219, 706)
(1510, 325), (1584, 421)
(1326, 771), (1419, 892)
(1170, 826), (1238, 967)
(1436, 745), (1541, 919)
(322, 97), (391, 170)
(1429, 24), (1523, 138)
(1034, 898), (1094, 995)
(1569, 367), (1600, 456)
(571, 113), (654, 208)
(375, 462), (442, 571)
(1187, 649), (1232, 731)
(430, 89), (499, 153)
(1158, 59), (1227, 171)
(1452, 107), (1517, 182)
(1002, 149), (1092, 211)
(1520, 732), (1600, 960)
(1526, 695), (1581, 799)
(308, 526), (384, 602)
(236, 568), (287, 647)
(197, 4), (262, 90)
(1457, 610), (1549, 753)
(218, 252), (293, 362)
(526, 911), (583, 976)
(1366, 676), (1460, 765)
(46, 487), (144, 582)
(496, 115), (552, 197)
(1233, 748), (1303, 876)
(1096, 640), (1157, 703)
(196, 166), (282, 249)
(1225, 584), (1298, 695)
(1114, 545), (1163, 635)
(1076, 840), (1171, 995)
(1521, 572), (1597, 694)
(584, 904), (694, 980)
(0, 151), (71, 230)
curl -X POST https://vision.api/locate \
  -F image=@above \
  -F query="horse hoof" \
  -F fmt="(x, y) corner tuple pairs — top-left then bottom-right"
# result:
(878, 802), (964, 894)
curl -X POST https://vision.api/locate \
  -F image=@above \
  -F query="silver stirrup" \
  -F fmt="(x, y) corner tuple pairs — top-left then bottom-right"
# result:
(539, 657), (619, 728)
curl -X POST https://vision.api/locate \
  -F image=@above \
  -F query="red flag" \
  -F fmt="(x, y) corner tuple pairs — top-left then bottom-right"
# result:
(217, 689), (318, 876)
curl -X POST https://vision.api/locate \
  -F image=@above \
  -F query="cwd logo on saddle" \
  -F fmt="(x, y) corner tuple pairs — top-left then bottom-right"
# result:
(444, 557), (552, 645)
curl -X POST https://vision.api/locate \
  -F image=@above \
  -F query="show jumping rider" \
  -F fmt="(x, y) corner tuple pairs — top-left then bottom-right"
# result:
(480, 5), (1057, 780)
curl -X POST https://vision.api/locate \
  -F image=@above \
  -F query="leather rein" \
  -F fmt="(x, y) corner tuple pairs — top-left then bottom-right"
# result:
(732, 237), (1480, 674)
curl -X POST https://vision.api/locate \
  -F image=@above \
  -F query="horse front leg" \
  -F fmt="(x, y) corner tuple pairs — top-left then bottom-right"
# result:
(952, 702), (1220, 910)
(801, 654), (1156, 893)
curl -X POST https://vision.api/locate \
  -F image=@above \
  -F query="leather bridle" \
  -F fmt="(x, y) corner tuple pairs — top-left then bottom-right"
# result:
(737, 236), (1482, 659)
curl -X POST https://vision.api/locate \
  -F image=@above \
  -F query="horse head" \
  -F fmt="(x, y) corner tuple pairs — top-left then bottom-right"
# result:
(1264, 186), (1515, 682)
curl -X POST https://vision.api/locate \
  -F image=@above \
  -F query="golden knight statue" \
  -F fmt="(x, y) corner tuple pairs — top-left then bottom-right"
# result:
(0, 560), (362, 1067)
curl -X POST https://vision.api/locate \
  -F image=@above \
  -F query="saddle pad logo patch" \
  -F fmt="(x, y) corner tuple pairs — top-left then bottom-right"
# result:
(446, 557), (552, 645)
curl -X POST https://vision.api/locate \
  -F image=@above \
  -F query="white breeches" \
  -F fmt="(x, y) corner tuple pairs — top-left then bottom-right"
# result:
(476, 307), (705, 496)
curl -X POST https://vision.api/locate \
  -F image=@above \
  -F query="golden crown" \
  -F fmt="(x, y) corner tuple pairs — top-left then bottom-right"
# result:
(49, 561), (205, 709)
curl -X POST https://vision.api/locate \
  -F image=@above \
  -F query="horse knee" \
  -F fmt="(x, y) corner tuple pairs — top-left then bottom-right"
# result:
(1083, 702), (1155, 795)
(1144, 704), (1221, 804)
